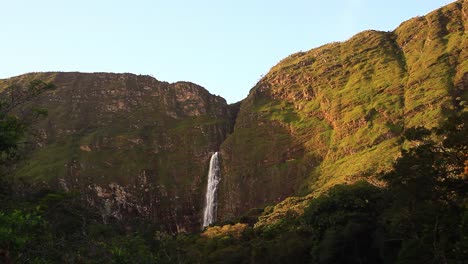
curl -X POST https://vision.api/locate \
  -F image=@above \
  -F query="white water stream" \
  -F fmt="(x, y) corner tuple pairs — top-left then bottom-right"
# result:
(202, 152), (220, 228)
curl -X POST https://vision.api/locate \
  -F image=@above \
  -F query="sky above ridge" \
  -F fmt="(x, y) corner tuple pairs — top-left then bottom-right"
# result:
(1, 0), (455, 103)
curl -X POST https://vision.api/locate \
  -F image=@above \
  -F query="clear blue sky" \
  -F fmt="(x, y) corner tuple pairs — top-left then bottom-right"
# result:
(1, 0), (454, 103)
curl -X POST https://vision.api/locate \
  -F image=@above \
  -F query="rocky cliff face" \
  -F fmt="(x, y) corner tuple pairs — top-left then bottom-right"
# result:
(0, 72), (237, 232)
(217, 0), (467, 220)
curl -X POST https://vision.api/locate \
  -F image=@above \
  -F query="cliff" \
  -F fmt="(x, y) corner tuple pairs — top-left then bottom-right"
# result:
(0, 72), (237, 232)
(217, 0), (467, 220)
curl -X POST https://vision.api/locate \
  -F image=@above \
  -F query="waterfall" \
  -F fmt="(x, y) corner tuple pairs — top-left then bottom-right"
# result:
(202, 152), (221, 228)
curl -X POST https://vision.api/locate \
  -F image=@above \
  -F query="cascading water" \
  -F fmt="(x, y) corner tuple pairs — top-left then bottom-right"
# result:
(202, 152), (221, 228)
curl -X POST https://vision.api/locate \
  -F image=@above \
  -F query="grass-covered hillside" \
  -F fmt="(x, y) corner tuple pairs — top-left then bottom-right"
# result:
(218, 0), (467, 220)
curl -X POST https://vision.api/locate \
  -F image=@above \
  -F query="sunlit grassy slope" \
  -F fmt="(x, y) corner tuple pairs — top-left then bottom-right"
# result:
(218, 0), (467, 220)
